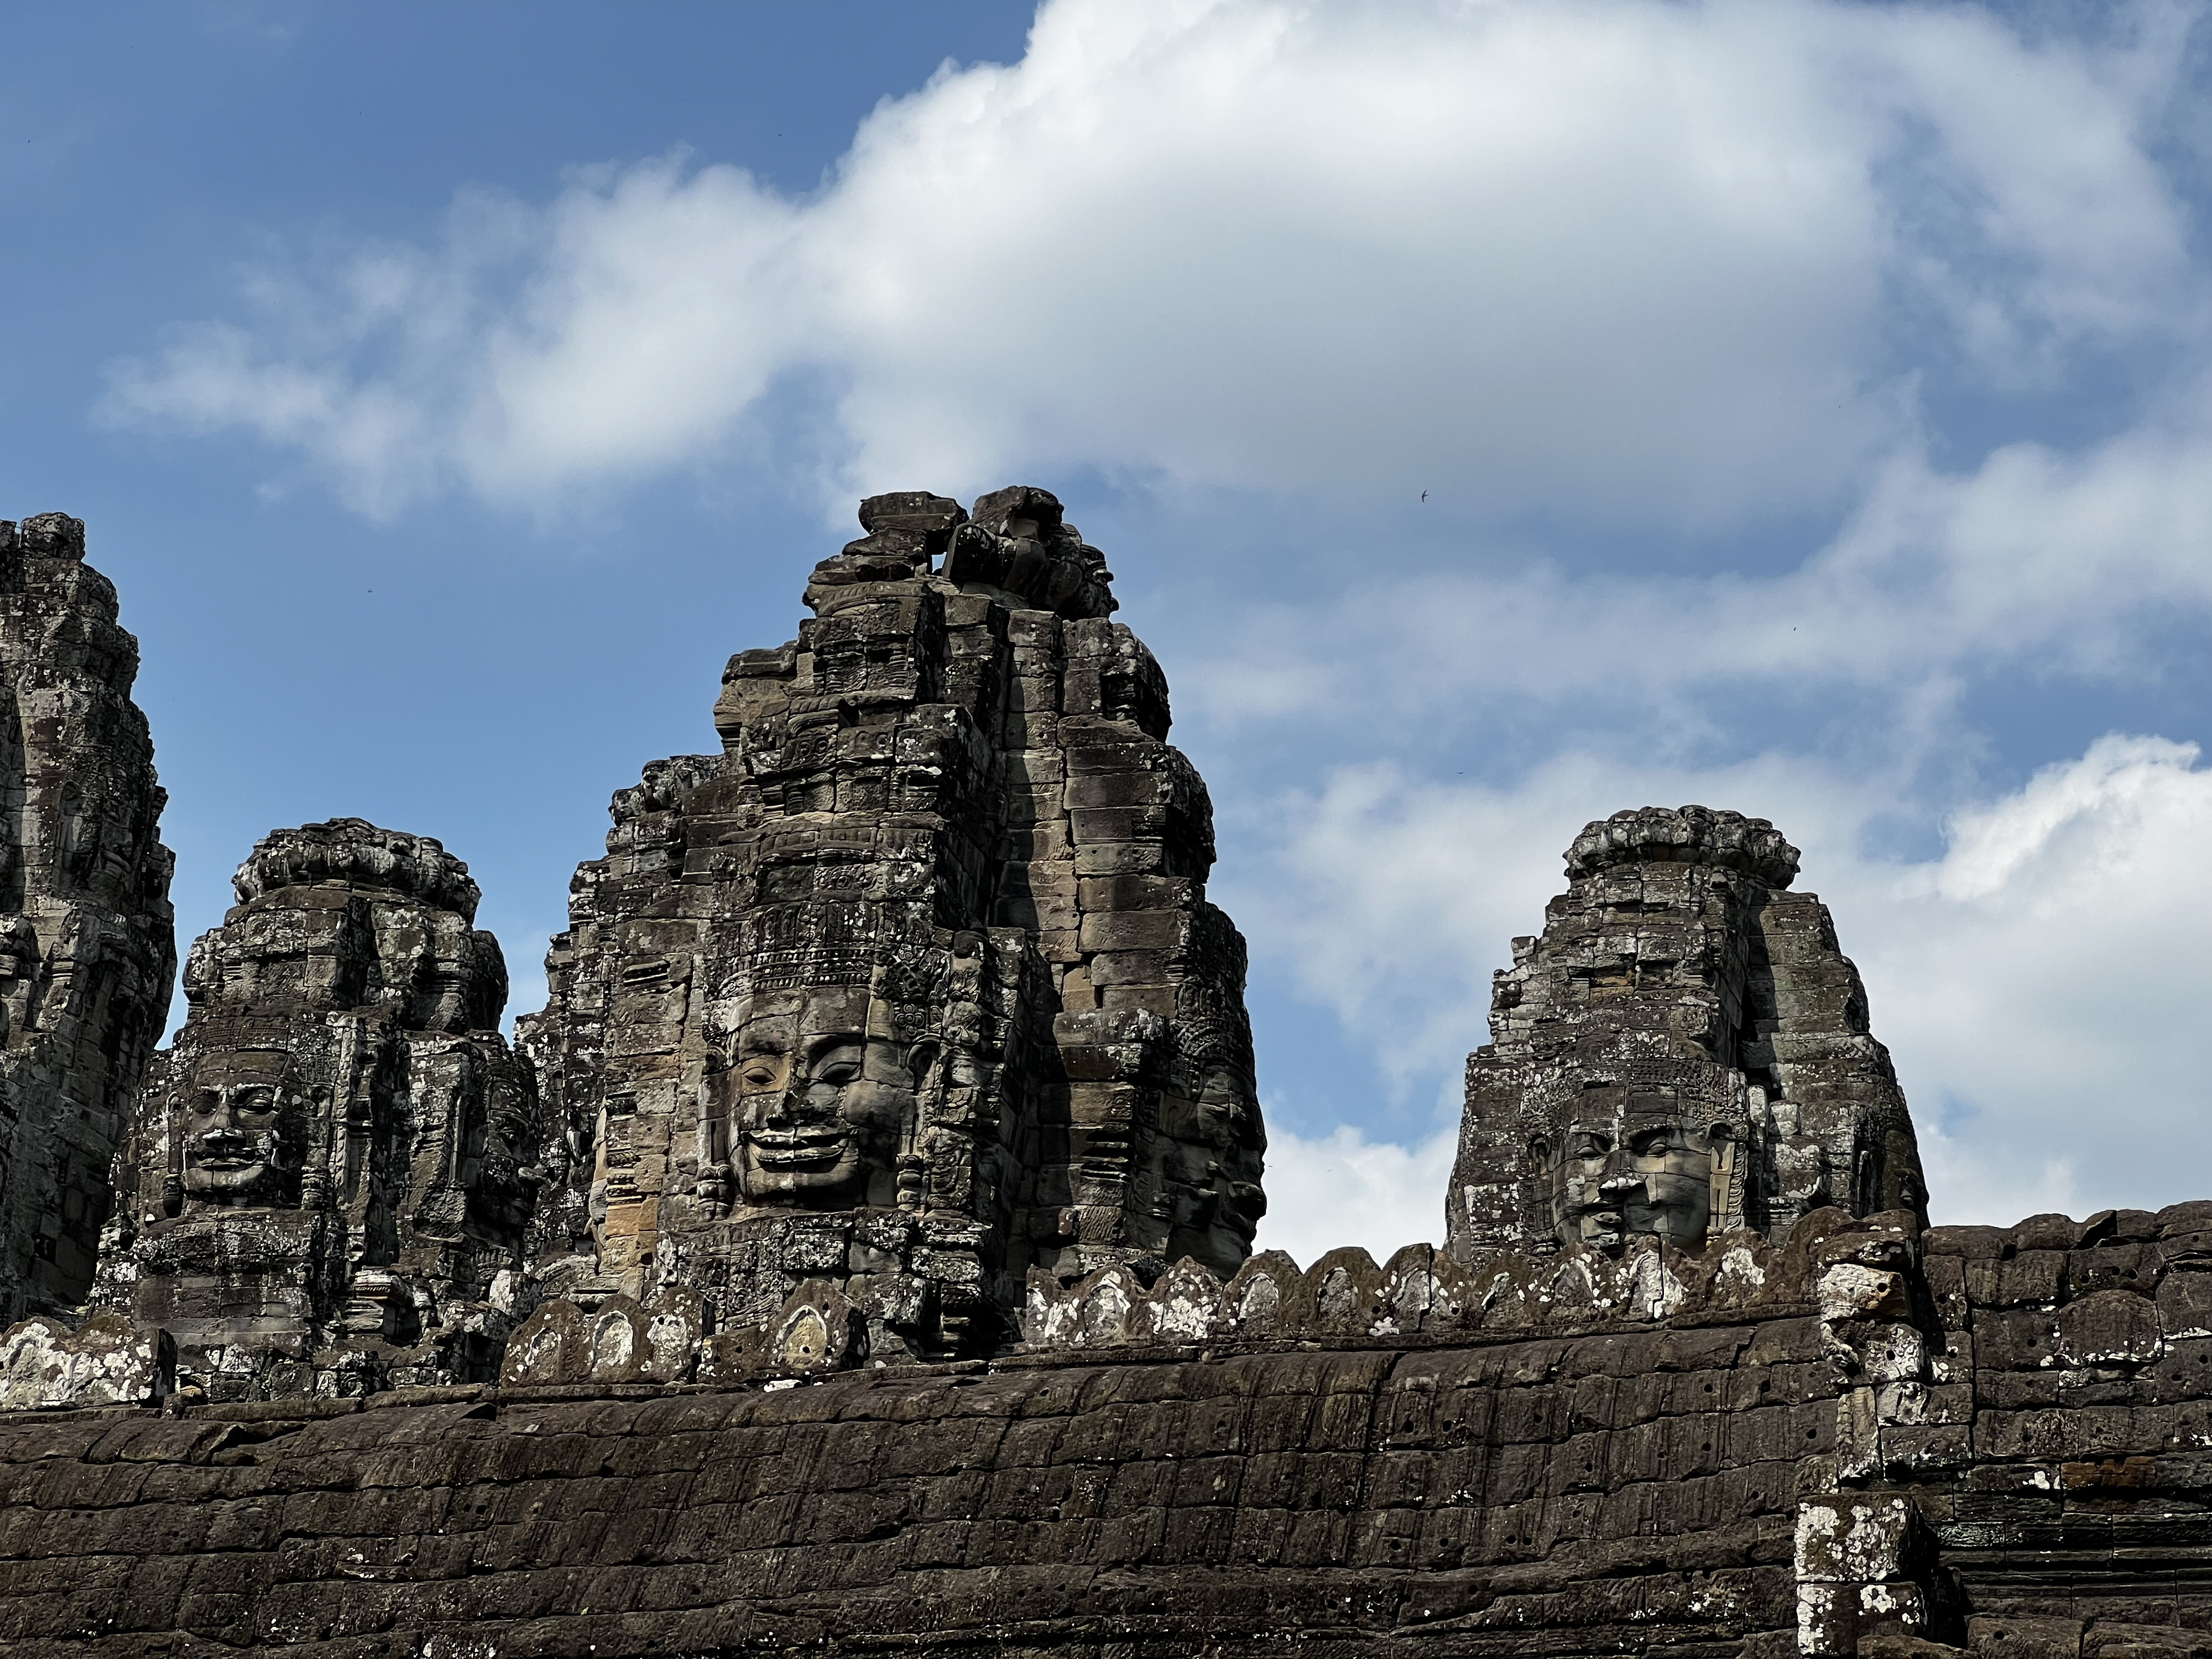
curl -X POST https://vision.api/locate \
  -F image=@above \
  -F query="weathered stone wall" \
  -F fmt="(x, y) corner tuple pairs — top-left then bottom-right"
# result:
(0, 513), (175, 1321)
(1898, 1205), (2212, 1652)
(9, 1199), (2212, 1656)
(0, 1291), (1835, 1656)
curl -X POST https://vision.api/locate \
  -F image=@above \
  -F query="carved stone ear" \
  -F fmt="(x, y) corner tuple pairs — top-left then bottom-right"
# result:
(904, 1039), (943, 1091)
(1709, 1125), (1745, 1235)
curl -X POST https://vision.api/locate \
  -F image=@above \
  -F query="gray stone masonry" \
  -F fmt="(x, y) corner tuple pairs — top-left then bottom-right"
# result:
(518, 486), (1264, 1363)
(90, 819), (538, 1398)
(0, 513), (174, 1321)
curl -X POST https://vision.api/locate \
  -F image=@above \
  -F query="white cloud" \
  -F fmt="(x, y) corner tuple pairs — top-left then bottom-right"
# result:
(1253, 1120), (1458, 1268)
(1184, 405), (2212, 737)
(102, 0), (2193, 524)
(1219, 748), (1884, 1084)
(1234, 733), (2212, 1248)
(100, 0), (2212, 1258)
(1841, 735), (2212, 1223)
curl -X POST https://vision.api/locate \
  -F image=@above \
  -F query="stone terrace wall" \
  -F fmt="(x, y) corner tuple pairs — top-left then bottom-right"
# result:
(0, 1301), (1837, 1656)
(1898, 1204), (2212, 1655)
(11, 1204), (2212, 1655)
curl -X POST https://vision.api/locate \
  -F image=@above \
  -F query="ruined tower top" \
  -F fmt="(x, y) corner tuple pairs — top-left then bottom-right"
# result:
(1564, 804), (1799, 888)
(1447, 804), (1923, 1265)
(233, 818), (482, 921)
(518, 485), (1261, 1364)
(809, 484), (1118, 623)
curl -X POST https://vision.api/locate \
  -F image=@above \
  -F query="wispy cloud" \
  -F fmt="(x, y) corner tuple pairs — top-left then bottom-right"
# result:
(1254, 1120), (1458, 1267)
(101, 0), (2197, 524)
(1184, 406), (2212, 742)
(1229, 734), (2212, 1228)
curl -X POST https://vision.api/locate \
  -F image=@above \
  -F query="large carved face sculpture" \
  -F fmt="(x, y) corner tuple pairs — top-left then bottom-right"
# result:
(459, 1064), (540, 1233)
(1537, 1117), (1718, 1254)
(1159, 1056), (1267, 1275)
(708, 986), (916, 1211)
(178, 1055), (309, 1208)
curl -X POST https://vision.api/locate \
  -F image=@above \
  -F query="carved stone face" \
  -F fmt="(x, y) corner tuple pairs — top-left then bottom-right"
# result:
(1541, 1119), (1714, 1254)
(1159, 1060), (1267, 1274)
(709, 988), (914, 1211)
(460, 1067), (540, 1232)
(179, 1059), (307, 1208)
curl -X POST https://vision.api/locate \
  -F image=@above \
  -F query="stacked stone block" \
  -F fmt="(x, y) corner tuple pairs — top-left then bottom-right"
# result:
(90, 820), (540, 1397)
(0, 513), (175, 1321)
(1903, 1203), (2212, 1650)
(1450, 805), (1926, 1264)
(518, 487), (1262, 1363)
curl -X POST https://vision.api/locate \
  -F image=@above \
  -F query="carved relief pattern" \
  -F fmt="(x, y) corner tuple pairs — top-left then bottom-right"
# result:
(0, 514), (175, 1322)
(1449, 804), (1927, 1264)
(91, 820), (538, 1397)
(517, 487), (1266, 1359)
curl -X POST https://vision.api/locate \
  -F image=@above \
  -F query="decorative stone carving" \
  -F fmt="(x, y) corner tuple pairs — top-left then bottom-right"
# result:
(518, 487), (1265, 1361)
(1448, 806), (1925, 1262)
(91, 820), (540, 1397)
(0, 514), (176, 1321)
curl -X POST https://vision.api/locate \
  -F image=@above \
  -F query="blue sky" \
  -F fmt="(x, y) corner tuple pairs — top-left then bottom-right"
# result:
(10, 0), (2212, 1261)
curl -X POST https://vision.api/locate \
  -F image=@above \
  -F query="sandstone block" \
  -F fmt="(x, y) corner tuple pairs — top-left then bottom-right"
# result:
(0, 1314), (172, 1409)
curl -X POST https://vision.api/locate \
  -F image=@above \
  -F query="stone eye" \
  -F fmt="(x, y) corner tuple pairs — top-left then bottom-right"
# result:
(739, 1063), (779, 1088)
(813, 1060), (862, 1087)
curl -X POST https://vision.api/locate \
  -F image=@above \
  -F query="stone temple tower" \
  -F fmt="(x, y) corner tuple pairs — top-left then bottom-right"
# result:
(95, 820), (537, 1397)
(0, 513), (175, 1319)
(520, 487), (1265, 1359)
(1447, 805), (1925, 1264)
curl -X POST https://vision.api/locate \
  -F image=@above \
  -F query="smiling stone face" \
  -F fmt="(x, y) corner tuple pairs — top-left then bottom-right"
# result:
(1157, 1058), (1268, 1276)
(178, 1056), (308, 1209)
(707, 985), (915, 1212)
(1541, 1117), (1717, 1253)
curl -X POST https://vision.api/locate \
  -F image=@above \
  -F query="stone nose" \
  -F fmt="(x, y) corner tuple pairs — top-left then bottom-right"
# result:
(771, 1076), (824, 1119)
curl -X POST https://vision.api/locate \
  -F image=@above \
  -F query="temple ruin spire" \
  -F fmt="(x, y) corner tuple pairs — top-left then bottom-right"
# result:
(1447, 804), (1926, 1262)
